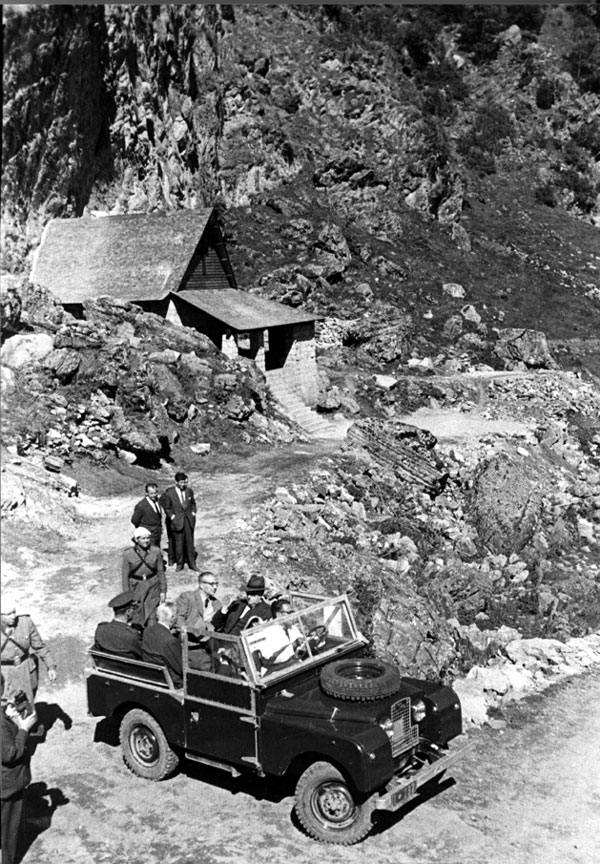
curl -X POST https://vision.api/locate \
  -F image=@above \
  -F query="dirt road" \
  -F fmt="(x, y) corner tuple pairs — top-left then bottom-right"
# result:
(19, 670), (600, 864)
(3, 440), (598, 863)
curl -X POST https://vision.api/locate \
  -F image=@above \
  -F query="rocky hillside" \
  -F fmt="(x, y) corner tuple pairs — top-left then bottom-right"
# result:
(3, 5), (599, 366)
(1, 5), (600, 681)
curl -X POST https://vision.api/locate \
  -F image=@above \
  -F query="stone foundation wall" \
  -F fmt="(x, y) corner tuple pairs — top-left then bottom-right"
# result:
(283, 323), (319, 403)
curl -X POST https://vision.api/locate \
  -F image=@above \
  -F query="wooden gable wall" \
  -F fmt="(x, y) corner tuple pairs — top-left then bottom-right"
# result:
(179, 223), (236, 292)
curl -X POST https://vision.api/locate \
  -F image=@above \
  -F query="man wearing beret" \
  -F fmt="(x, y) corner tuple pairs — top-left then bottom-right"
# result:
(122, 527), (166, 628)
(212, 574), (273, 636)
(94, 592), (143, 660)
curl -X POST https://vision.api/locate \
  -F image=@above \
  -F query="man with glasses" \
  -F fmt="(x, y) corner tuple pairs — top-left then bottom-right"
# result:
(174, 571), (222, 671)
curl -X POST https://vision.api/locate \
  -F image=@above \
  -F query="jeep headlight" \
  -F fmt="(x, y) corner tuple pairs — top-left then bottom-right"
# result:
(379, 717), (394, 741)
(411, 698), (426, 724)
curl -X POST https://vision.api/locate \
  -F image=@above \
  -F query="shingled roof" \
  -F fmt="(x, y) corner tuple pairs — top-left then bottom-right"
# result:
(174, 289), (322, 330)
(31, 210), (214, 303)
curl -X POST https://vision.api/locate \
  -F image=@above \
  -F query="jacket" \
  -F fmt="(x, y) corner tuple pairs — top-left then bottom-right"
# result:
(141, 624), (183, 687)
(94, 621), (143, 660)
(174, 590), (222, 640)
(160, 486), (196, 533)
(1, 711), (31, 799)
(212, 599), (273, 636)
(131, 497), (163, 544)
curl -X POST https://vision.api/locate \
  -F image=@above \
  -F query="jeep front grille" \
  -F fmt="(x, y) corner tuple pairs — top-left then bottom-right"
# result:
(391, 697), (418, 757)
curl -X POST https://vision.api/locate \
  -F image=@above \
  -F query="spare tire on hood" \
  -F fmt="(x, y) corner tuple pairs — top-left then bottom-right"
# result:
(320, 658), (401, 702)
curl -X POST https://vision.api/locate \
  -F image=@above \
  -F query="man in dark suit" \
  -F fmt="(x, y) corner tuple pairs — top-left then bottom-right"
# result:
(212, 574), (273, 636)
(94, 592), (143, 660)
(160, 472), (197, 572)
(1, 673), (38, 864)
(141, 602), (183, 687)
(131, 483), (163, 549)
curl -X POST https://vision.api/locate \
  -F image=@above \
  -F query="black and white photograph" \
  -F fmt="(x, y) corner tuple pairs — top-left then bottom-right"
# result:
(1, 3), (599, 862)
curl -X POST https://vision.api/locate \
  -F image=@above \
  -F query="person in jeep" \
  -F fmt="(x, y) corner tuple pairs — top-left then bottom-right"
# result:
(212, 574), (272, 635)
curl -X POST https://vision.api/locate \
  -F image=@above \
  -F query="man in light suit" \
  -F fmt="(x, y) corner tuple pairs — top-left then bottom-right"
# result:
(131, 483), (163, 549)
(174, 571), (222, 671)
(160, 472), (197, 572)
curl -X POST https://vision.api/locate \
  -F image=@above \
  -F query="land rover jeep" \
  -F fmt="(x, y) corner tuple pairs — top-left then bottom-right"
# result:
(86, 593), (471, 844)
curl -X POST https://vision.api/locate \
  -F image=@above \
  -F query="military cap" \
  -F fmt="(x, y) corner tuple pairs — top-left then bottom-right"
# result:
(108, 591), (136, 611)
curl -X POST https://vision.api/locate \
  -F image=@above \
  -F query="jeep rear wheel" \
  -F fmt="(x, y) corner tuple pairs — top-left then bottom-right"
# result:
(320, 658), (401, 701)
(119, 709), (179, 781)
(295, 761), (374, 845)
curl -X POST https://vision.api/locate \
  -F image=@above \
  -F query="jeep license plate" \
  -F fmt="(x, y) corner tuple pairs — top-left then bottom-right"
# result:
(390, 780), (417, 809)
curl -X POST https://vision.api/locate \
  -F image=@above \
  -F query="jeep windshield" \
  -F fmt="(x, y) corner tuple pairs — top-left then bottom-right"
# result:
(240, 594), (365, 686)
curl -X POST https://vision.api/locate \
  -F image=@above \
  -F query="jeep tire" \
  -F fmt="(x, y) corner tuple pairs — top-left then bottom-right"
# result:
(119, 708), (179, 781)
(295, 761), (375, 845)
(320, 658), (401, 701)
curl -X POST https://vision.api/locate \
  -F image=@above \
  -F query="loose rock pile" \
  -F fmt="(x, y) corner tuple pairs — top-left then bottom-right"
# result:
(0, 295), (298, 469)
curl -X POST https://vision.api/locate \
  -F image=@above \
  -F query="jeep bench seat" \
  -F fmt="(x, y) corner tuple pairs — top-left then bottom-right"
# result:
(89, 649), (177, 690)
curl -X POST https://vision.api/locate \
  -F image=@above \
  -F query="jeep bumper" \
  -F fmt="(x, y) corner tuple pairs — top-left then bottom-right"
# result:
(373, 740), (474, 812)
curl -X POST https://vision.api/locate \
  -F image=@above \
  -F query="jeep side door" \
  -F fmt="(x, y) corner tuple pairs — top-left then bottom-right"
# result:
(183, 634), (258, 769)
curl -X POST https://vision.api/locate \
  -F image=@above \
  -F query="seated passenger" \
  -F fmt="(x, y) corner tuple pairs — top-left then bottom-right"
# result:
(141, 602), (183, 687)
(212, 574), (273, 636)
(94, 592), (142, 660)
(174, 571), (222, 671)
(255, 599), (304, 671)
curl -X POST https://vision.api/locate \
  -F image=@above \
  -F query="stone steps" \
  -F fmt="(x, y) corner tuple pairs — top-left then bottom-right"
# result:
(266, 374), (350, 439)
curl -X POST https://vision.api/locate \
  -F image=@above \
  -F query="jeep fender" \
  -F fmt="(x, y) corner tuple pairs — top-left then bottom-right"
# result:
(259, 715), (393, 794)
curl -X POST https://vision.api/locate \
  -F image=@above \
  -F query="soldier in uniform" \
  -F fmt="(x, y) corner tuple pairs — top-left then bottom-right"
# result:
(0, 596), (57, 704)
(121, 527), (167, 629)
(94, 592), (143, 660)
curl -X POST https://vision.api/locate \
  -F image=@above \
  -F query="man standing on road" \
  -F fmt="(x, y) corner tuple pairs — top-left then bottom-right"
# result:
(1, 673), (38, 864)
(174, 571), (222, 670)
(94, 592), (143, 660)
(141, 602), (183, 686)
(0, 597), (57, 704)
(131, 483), (163, 549)
(212, 574), (273, 636)
(121, 527), (166, 629)
(160, 472), (197, 572)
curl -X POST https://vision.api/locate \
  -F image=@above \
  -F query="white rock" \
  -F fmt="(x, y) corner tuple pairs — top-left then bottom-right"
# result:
(275, 487), (297, 505)
(189, 443), (211, 456)
(0, 333), (54, 369)
(452, 679), (489, 726)
(118, 449), (137, 464)
(460, 304), (481, 324)
(0, 365), (15, 394)
(374, 374), (397, 390)
(442, 282), (466, 299)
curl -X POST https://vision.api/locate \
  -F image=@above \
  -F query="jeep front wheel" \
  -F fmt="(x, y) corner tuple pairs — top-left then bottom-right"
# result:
(295, 761), (375, 845)
(119, 708), (179, 781)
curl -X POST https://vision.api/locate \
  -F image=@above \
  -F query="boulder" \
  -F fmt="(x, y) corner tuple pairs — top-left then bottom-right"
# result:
(494, 328), (557, 369)
(224, 394), (254, 421)
(374, 375), (397, 391)
(43, 348), (81, 383)
(442, 283), (466, 299)
(1, 333), (54, 369)
(0, 366), (15, 395)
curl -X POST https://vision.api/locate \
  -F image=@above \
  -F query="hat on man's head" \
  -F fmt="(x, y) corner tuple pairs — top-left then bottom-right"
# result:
(108, 591), (136, 611)
(245, 574), (265, 596)
(132, 526), (151, 541)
